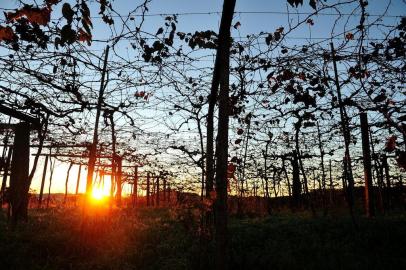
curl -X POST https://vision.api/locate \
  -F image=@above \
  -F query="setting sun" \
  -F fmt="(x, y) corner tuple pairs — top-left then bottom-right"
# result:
(91, 188), (106, 201)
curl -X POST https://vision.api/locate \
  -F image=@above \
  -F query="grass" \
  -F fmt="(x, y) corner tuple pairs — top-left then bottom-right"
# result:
(229, 213), (406, 269)
(0, 207), (406, 270)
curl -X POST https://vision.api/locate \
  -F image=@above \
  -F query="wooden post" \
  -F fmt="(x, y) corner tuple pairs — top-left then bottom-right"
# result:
(0, 129), (10, 197)
(38, 155), (49, 207)
(132, 166), (138, 208)
(1, 146), (13, 205)
(109, 112), (116, 210)
(376, 157), (385, 213)
(330, 42), (355, 215)
(342, 157), (348, 191)
(116, 155), (122, 207)
(75, 164), (81, 205)
(382, 154), (391, 210)
(64, 162), (73, 204)
(9, 122), (30, 225)
(291, 151), (301, 208)
(241, 118), (251, 199)
(167, 182), (171, 204)
(46, 157), (55, 208)
(282, 159), (291, 198)
(101, 172), (105, 191)
(85, 45), (110, 210)
(214, 2), (235, 260)
(163, 176), (167, 205)
(151, 174), (155, 206)
(360, 112), (374, 217)
(156, 175), (160, 206)
(329, 159), (334, 204)
(317, 122), (327, 213)
(146, 172), (150, 207)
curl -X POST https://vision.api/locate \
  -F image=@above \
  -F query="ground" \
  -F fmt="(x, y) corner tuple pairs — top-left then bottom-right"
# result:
(1, 207), (406, 270)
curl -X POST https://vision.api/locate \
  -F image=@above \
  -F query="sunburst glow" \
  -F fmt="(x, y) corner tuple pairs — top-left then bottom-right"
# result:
(91, 187), (106, 201)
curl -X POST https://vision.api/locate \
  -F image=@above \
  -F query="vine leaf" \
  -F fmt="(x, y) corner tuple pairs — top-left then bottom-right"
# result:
(6, 5), (51, 26)
(60, 24), (76, 45)
(62, 3), (74, 24)
(287, 0), (303, 7)
(345, 32), (354, 40)
(0, 26), (15, 41)
(384, 135), (396, 152)
(78, 28), (92, 46)
(156, 27), (164, 35)
(309, 0), (317, 10)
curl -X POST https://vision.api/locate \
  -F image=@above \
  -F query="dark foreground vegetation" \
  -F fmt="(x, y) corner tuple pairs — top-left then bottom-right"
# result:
(0, 0), (405, 269)
(1, 206), (406, 270)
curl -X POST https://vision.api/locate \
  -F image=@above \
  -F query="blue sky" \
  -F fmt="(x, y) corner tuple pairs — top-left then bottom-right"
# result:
(2, 1), (404, 56)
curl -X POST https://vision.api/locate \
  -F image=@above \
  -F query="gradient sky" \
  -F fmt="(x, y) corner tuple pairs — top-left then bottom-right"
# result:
(1, 0), (404, 195)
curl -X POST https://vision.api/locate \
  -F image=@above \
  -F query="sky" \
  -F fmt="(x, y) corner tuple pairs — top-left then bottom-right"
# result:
(0, 0), (405, 196)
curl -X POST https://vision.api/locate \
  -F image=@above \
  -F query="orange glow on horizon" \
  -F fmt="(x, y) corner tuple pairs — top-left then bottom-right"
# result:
(92, 188), (105, 200)
(87, 186), (110, 216)
(90, 186), (109, 203)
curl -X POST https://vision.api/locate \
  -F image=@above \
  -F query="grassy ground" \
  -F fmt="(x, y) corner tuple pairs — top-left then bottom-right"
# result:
(0, 207), (406, 270)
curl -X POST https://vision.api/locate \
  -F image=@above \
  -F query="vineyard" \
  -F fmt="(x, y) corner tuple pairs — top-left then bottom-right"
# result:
(0, 0), (405, 269)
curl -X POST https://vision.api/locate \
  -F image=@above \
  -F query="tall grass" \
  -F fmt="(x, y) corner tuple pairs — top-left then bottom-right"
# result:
(0, 207), (405, 269)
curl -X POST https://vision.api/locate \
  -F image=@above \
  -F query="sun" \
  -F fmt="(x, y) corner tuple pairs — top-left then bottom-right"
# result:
(91, 187), (105, 201)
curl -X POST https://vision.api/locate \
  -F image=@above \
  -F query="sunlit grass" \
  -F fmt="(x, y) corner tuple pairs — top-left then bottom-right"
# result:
(1, 208), (406, 269)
